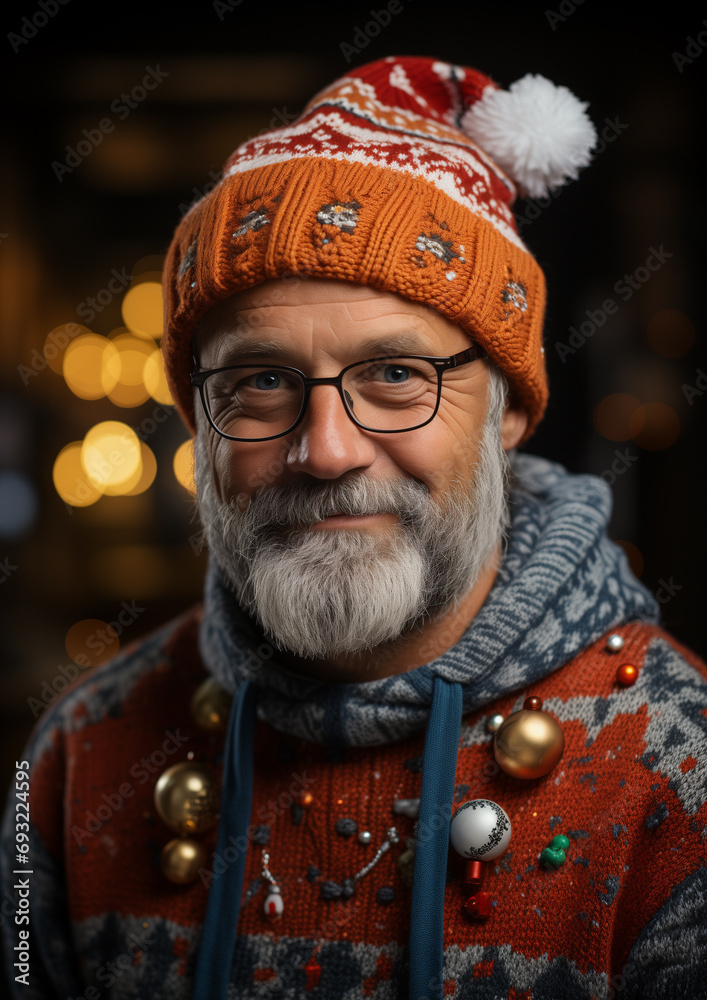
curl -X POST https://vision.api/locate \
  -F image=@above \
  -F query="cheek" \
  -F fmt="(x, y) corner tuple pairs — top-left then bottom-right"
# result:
(385, 419), (482, 494)
(201, 432), (244, 507)
(220, 441), (293, 501)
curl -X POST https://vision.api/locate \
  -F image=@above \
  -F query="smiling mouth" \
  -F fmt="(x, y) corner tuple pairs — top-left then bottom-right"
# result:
(319, 512), (367, 521)
(312, 511), (394, 525)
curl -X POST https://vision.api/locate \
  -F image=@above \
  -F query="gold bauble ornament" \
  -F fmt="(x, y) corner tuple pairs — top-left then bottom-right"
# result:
(160, 837), (208, 885)
(154, 762), (220, 835)
(493, 697), (564, 779)
(189, 677), (233, 733)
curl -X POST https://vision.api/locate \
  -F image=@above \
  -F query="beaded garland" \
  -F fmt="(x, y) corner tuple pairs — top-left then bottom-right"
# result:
(153, 675), (567, 911)
(154, 677), (409, 915)
(153, 631), (648, 928)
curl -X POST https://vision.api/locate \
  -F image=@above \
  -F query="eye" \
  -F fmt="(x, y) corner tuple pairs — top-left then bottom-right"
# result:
(252, 371), (282, 390)
(363, 363), (413, 383)
(382, 364), (411, 383)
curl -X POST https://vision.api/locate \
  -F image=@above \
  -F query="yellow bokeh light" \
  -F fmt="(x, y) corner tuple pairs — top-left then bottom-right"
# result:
(106, 382), (152, 407)
(81, 422), (142, 493)
(63, 334), (119, 400)
(44, 324), (94, 375)
(143, 349), (174, 405)
(124, 443), (158, 496)
(121, 281), (163, 340)
(106, 334), (155, 384)
(104, 333), (155, 407)
(52, 442), (102, 507)
(173, 439), (195, 495)
(101, 452), (144, 495)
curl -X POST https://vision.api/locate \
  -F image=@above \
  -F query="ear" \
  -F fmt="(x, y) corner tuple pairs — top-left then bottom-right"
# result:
(501, 405), (528, 450)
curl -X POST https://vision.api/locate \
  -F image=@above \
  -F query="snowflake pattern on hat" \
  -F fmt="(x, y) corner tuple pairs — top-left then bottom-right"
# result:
(316, 201), (361, 234)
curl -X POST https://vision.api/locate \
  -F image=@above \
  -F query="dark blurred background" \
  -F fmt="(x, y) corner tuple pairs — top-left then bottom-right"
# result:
(1, 2), (705, 804)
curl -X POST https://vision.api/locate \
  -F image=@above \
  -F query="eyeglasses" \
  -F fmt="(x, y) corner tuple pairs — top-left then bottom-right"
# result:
(190, 345), (487, 442)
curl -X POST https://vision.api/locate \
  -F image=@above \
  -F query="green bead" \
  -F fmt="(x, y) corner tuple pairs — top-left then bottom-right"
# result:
(540, 846), (566, 869)
(549, 834), (570, 851)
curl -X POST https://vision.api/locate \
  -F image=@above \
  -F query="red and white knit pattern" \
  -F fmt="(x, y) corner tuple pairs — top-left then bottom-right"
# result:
(223, 58), (525, 251)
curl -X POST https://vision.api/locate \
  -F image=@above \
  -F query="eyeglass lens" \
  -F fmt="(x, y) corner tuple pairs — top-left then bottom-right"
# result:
(202, 357), (440, 439)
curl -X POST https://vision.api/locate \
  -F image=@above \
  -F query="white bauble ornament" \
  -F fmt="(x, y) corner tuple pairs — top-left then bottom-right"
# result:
(449, 799), (511, 861)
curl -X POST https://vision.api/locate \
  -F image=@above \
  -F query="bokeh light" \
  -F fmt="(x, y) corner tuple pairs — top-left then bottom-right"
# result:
(593, 393), (645, 441)
(45, 324), (94, 376)
(630, 402), (680, 450)
(65, 618), (119, 667)
(53, 442), (103, 507)
(124, 443), (158, 496)
(143, 349), (174, 405)
(104, 333), (155, 407)
(63, 334), (119, 400)
(54, 433), (158, 506)
(121, 280), (164, 339)
(81, 421), (142, 494)
(0, 471), (39, 538)
(173, 439), (196, 495)
(646, 310), (695, 358)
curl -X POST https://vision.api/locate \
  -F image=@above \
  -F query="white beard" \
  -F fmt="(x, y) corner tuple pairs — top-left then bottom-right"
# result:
(193, 368), (511, 662)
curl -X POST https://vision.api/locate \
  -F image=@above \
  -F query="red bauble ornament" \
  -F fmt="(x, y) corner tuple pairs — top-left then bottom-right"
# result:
(617, 663), (638, 686)
(464, 890), (491, 920)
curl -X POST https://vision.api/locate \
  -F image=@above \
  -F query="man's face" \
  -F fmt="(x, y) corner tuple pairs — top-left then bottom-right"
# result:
(192, 277), (526, 668)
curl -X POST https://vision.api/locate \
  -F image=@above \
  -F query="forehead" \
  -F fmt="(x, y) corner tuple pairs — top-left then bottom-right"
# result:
(192, 278), (470, 364)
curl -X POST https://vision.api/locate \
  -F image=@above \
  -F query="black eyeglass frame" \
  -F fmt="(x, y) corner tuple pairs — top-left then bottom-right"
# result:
(189, 344), (488, 442)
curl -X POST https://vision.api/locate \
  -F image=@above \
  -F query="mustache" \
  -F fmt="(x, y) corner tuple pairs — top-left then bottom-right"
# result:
(230, 473), (435, 531)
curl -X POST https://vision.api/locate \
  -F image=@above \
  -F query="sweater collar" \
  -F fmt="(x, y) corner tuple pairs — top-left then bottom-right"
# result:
(198, 453), (659, 746)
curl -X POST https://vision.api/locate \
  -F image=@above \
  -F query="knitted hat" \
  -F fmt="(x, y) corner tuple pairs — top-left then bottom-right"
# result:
(161, 56), (596, 442)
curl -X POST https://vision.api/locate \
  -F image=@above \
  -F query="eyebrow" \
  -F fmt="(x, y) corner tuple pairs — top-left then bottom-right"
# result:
(207, 332), (436, 367)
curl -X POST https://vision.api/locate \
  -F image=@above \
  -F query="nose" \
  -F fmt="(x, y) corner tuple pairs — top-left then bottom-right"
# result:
(284, 383), (378, 479)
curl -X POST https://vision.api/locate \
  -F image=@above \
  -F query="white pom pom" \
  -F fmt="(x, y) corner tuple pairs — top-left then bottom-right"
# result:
(460, 74), (598, 199)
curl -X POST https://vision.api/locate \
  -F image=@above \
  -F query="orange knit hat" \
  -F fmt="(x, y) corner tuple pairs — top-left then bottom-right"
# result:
(161, 56), (596, 441)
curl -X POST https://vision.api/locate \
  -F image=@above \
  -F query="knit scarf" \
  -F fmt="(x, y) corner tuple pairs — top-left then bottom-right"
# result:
(197, 452), (659, 745)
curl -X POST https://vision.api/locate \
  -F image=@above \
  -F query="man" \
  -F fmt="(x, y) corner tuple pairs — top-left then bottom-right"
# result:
(3, 55), (707, 1000)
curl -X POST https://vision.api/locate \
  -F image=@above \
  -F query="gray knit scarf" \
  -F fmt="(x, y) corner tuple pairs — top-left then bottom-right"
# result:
(198, 453), (659, 746)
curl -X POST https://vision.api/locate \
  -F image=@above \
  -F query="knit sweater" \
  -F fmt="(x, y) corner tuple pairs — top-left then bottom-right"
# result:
(3, 454), (707, 999)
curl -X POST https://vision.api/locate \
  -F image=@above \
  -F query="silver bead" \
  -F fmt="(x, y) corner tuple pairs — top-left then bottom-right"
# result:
(606, 634), (625, 653)
(358, 830), (372, 845)
(486, 713), (504, 734)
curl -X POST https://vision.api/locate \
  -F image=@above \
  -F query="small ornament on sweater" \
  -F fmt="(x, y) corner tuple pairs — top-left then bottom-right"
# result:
(449, 799), (512, 920)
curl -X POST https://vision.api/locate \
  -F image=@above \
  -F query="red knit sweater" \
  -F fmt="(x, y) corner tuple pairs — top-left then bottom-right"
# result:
(9, 606), (707, 999)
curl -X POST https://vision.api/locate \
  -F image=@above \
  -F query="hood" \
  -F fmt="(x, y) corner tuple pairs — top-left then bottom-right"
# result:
(197, 452), (659, 746)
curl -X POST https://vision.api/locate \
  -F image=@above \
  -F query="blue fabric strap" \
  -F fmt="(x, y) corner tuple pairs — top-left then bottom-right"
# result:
(192, 678), (256, 1000)
(408, 676), (462, 1000)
